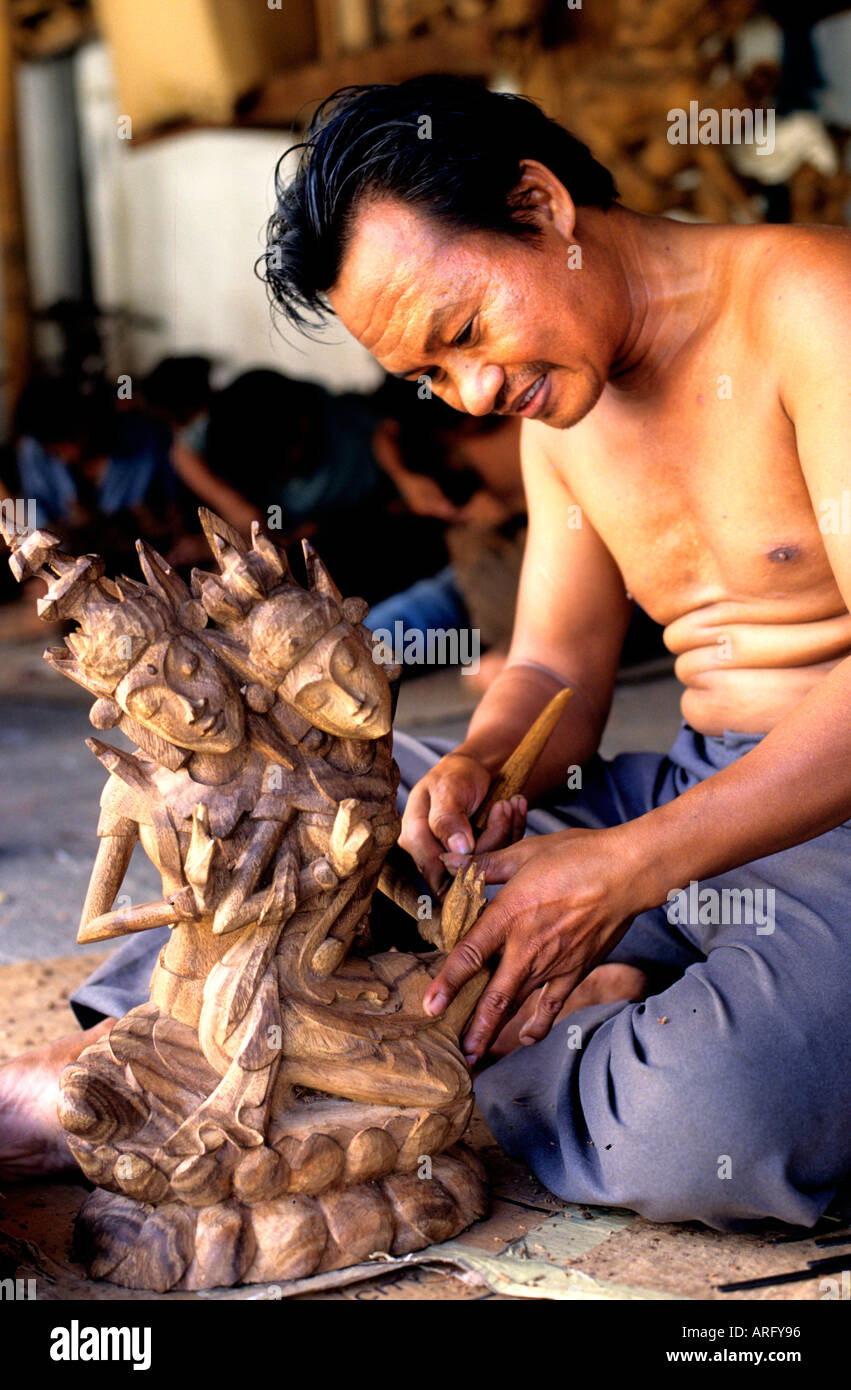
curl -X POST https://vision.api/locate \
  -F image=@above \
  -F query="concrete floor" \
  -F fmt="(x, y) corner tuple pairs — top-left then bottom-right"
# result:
(0, 655), (682, 964)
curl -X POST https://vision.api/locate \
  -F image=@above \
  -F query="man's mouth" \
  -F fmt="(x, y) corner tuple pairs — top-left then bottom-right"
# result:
(201, 710), (224, 734)
(506, 374), (549, 418)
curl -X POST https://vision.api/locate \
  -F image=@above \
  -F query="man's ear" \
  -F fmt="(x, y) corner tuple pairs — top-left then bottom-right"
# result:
(509, 159), (577, 242)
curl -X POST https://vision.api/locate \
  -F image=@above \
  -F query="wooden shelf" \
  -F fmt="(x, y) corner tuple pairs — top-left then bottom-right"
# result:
(239, 27), (497, 128)
(111, 25), (498, 146)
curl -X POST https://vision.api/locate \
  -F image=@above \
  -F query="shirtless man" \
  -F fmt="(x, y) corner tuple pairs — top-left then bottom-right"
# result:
(3, 76), (849, 1228)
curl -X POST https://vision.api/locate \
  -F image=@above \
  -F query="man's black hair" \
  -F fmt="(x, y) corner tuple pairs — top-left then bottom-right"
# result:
(260, 74), (617, 334)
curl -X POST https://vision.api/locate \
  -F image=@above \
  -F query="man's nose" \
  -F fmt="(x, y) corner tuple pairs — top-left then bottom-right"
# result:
(453, 362), (502, 417)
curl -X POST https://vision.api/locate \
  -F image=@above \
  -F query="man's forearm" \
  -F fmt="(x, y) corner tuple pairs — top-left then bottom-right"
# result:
(172, 444), (261, 535)
(458, 660), (607, 800)
(626, 658), (851, 912)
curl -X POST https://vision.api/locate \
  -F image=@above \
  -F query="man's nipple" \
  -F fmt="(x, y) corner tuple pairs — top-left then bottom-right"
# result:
(767, 544), (801, 563)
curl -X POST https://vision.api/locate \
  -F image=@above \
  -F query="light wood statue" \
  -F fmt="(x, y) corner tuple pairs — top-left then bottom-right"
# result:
(1, 511), (568, 1292)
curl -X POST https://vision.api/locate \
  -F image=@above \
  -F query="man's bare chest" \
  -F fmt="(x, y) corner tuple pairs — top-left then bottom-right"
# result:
(554, 360), (837, 625)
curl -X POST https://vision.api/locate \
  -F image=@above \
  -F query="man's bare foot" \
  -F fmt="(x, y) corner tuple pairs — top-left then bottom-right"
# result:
(0, 1018), (115, 1179)
(488, 964), (648, 1061)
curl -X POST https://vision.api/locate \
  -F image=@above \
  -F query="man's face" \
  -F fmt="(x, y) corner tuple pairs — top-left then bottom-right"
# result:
(328, 197), (611, 430)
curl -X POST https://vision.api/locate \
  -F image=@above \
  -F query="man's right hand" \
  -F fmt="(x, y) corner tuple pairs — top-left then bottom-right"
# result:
(399, 751), (527, 893)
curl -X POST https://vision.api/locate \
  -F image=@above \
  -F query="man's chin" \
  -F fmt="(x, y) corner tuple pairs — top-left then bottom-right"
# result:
(543, 378), (605, 430)
(539, 401), (597, 430)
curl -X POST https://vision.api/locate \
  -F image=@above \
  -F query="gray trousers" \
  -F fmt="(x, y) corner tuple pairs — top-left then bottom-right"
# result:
(72, 723), (851, 1232)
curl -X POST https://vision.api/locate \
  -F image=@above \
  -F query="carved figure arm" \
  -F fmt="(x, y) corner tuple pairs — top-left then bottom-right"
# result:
(76, 819), (167, 944)
(212, 818), (291, 936)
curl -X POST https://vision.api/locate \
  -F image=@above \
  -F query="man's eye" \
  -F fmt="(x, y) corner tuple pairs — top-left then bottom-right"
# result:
(454, 319), (474, 347)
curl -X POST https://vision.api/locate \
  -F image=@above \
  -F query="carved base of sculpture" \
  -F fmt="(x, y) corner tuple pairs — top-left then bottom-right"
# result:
(59, 949), (488, 1291)
(75, 1146), (486, 1291)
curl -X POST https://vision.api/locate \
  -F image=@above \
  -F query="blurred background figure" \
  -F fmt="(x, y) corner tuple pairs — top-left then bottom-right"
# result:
(0, 371), (178, 635)
(13, 375), (175, 538)
(141, 354), (214, 435)
(161, 365), (452, 600)
(366, 393), (527, 692)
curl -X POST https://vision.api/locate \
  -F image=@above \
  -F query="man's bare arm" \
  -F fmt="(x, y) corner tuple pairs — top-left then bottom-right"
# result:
(171, 441), (262, 536)
(399, 420), (632, 886)
(457, 420), (632, 794)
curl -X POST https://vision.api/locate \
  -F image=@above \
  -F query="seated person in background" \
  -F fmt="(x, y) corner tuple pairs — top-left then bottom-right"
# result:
(185, 368), (380, 528)
(168, 366), (452, 606)
(14, 376), (176, 537)
(140, 355), (226, 569)
(0, 376), (180, 636)
(367, 401), (526, 689)
(142, 354), (214, 433)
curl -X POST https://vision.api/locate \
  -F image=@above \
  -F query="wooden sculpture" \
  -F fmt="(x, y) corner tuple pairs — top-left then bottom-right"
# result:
(2, 511), (568, 1291)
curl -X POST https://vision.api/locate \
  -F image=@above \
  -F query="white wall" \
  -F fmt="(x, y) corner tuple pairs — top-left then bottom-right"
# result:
(17, 54), (86, 312)
(73, 40), (381, 392)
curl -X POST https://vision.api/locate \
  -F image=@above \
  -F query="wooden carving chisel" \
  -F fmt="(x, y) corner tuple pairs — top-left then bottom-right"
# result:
(378, 685), (572, 920)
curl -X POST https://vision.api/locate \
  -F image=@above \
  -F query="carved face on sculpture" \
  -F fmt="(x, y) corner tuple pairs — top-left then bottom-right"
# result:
(115, 632), (245, 753)
(240, 588), (392, 740)
(277, 624), (392, 739)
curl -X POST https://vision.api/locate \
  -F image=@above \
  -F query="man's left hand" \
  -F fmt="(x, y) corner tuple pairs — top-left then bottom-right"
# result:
(423, 826), (640, 1062)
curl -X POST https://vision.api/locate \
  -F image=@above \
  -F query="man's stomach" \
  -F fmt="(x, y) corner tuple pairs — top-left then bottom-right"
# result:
(661, 604), (851, 735)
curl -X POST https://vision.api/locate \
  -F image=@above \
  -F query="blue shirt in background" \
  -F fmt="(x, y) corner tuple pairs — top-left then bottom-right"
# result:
(18, 412), (175, 529)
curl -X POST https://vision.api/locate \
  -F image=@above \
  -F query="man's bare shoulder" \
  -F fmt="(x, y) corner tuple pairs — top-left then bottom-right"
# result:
(520, 417), (569, 471)
(519, 418), (584, 508)
(739, 224), (851, 348)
